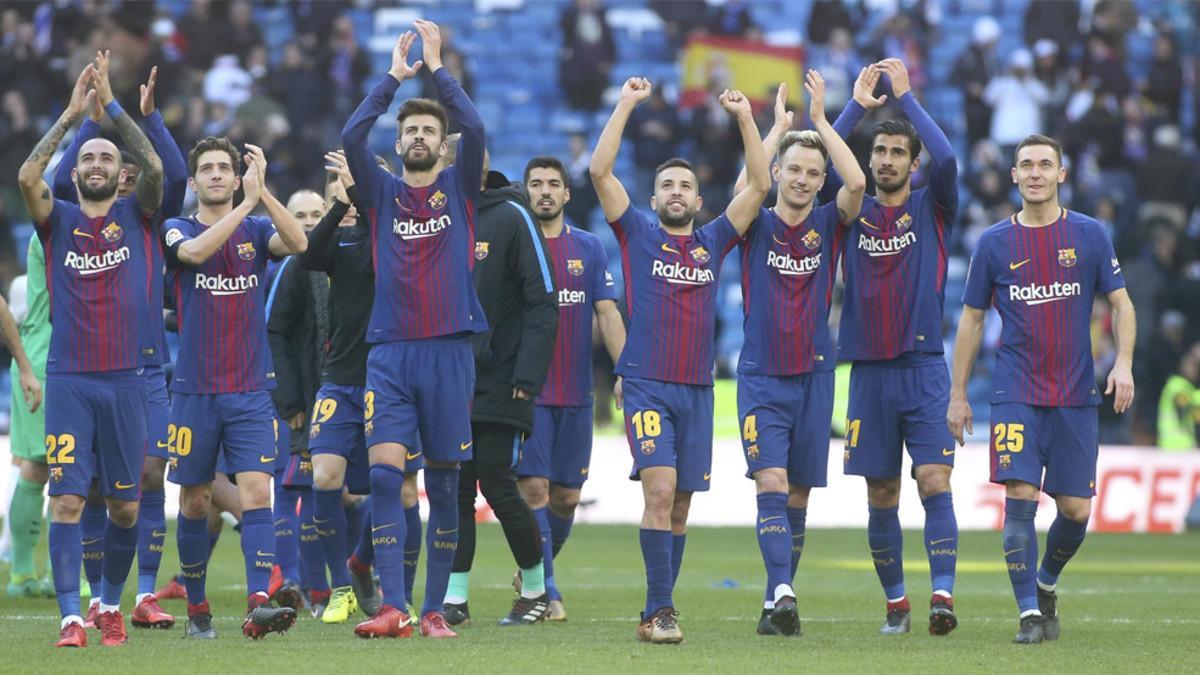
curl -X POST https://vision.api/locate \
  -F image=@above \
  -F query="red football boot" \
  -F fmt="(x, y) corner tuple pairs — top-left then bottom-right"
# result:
(353, 604), (413, 639)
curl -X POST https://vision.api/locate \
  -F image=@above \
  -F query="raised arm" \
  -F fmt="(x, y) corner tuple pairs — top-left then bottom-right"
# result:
(299, 152), (355, 271)
(721, 89), (770, 235)
(169, 155), (261, 266)
(93, 51), (162, 216)
(1105, 287), (1136, 414)
(808, 70), (866, 223)
(818, 66), (885, 203)
(734, 83), (793, 195)
(140, 67), (188, 219)
(52, 100), (101, 203)
(416, 20), (485, 199)
(878, 59), (957, 207)
(0, 294), (41, 413)
(18, 64), (95, 224)
(589, 77), (651, 223)
(237, 145), (307, 257)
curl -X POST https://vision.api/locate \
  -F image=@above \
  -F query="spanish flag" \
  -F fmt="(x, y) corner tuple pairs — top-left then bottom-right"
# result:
(680, 35), (805, 110)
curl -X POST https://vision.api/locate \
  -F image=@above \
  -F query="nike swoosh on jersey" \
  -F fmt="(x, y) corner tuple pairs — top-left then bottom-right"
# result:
(259, 455), (274, 463)
(460, 441), (472, 451)
(942, 448), (955, 456)
(406, 452), (421, 460)
(1009, 259), (1031, 271)
(114, 481), (135, 489)
(858, 217), (880, 231)
(661, 243), (681, 255)
(702, 473), (711, 481)
(156, 440), (169, 448)
(256, 550), (275, 557)
(772, 234), (788, 246)
(72, 228), (95, 239)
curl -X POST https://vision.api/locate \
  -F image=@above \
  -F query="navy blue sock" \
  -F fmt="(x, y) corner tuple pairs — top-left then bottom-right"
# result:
(532, 507), (559, 601)
(640, 528), (673, 616)
(756, 493), (791, 603)
(354, 508), (375, 568)
(922, 491), (958, 595)
(671, 533), (686, 589)
(548, 509), (574, 558)
(422, 467), (459, 617)
(137, 490), (166, 596)
(100, 518), (138, 606)
(1038, 513), (1088, 588)
(403, 503), (422, 606)
(240, 508), (274, 597)
(208, 528), (221, 560)
(298, 492), (329, 592)
(176, 514), (209, 605)
(1003, 498), (1040, 614)
(314, 488), (351, 588)
(81, 500), (106, 589)
(369, 465), (407, 608)
(344, 499), (365, 558)
(274, 486), (300, 583)
(49, 521), (82, 618)
(787, 506), (807, 581)
(868, 505), (905, 600)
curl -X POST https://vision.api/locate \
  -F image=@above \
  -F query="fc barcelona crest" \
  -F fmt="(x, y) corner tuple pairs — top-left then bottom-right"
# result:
(310, 424), (321, 439)
(640, 439), (656, 455)
(102, 222), (123, 242)
(475, 241), (490, 260)
(567, 259), (584, 276)
(237, 241), (256, 261)
(802, 229), (822, 250)
(1057, 248), (1077, 268)
(50, 467), (63, 483)
(690, 245), (710, 264)
(998, 454), (1012, 470)
(895, 213), (913, 232)
(428, 189), (447, 210)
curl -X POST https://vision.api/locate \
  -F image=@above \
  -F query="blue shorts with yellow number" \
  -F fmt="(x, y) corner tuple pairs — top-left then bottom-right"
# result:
(623, 377), (713, 493)
(45, 370), (148, 501)
(365, 339), (474, 464)
(167, 391), (277, 486)
(990, 403), (1099, 498)
(843, 357), (955, 479)
(308, 383), (398, 493)
(144, 366), (171, 461)
(518, 405), (593, 488)
(737, 371), (833, 487)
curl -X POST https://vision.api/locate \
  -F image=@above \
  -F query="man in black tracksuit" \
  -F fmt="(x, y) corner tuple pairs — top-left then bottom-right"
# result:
(444, 166), (559, 626)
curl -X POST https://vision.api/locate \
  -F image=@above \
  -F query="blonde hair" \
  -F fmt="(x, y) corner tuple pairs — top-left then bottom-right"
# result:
(776, 130), (828, 164)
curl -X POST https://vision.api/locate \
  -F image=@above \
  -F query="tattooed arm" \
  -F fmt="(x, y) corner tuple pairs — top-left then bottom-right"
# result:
(18, 64), (95, 223)
(93, 50), (163, 216)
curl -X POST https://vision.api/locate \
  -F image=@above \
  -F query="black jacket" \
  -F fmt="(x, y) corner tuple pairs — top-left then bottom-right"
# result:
(470, 171), (559, 434)
(267, 254), (329, 452)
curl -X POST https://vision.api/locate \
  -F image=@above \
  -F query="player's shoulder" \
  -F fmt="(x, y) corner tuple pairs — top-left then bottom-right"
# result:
(612, 203), (654, 232)
(979, 215), (1018, 242)
(566, 224), (601, 247)
(1064, 209), (1106, 235)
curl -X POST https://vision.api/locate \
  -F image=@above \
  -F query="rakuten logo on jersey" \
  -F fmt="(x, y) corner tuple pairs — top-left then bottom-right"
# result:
(196, 273), (260, 296)
(64, 247), (130, 275)
(1009, 281), (1082, 306)
(393, 214), (451, 240)
(858, 231), (916, 257)
(558, 288), (587, 306)
(767, 250), (821, 276)
(651, 260), (715, 286)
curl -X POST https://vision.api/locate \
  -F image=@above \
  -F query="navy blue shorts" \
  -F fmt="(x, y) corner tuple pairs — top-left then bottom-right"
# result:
(990, 403), (1099, 498)
(622, 377), (713, 493)
(518, 405), (593, 488)
(144, 366), (170, 461)
(308, 383), (395, 493)
(167, 391), (277, 486)
(365, 339), (474, 464)
(45, 370), (147, 500)
(737, 371), (833, 487)
(843, 360), (955, 479)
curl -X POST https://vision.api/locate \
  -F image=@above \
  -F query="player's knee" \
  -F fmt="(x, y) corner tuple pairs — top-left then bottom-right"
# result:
(642, 482), (675, 515)
(1004, 480), (1039, 501)
(549, 486), (580, 514)
(312, 464), (344, 491)
(787, 486), (811, 509)
(866, 478), (901, 507)
(518, 477), (550, 509)
(51, 495), (85, 522)
(753, 468), (789, 495)
(915, 465), (951, 500)
(1056, 497), (1091, 523)
(670, 492), (692, 528)
(107, 499), (138, 528)
(21, 459), (48, 485)
(478, 466), (521, 510)
(401, 473), (419, 507)
(179, 485), (213, 519)
(238, 477), (272, 511)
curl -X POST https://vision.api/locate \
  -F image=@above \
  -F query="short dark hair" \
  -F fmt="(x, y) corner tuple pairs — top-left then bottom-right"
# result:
(871, 118), (922, 158)
(120, 150), (137, 168)
(776, 130), (828, 164)
(187, 136), (241, 177)
(396, 98), (449, 139)
(1014, 133), (1063, 167)
(524, 156), (567, 184)
(654, 157), (696, 182)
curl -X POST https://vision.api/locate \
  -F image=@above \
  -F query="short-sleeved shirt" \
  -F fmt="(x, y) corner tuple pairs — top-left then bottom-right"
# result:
(738, 204), (845, 376)
(609, 206), (739, 386)
(37, 196), (162, 373)
(165, 215), (279, 394)
(538, 224), (619, 406)
(962, 208), (1125, 406)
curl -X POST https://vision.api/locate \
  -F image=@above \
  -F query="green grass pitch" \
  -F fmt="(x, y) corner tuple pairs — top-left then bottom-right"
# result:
(2, 524), (1198, 672)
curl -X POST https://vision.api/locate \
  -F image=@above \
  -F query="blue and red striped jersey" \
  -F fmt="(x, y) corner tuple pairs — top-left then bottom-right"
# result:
(609, 206), (739, 386)
(738, 204), (845, 376)
(538, 225), (618, 406)
(342, 70), (487, 342)
(37, 196), (162, 374)
(164, 215), (278, 394)
(963, 209), (1124, 406)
